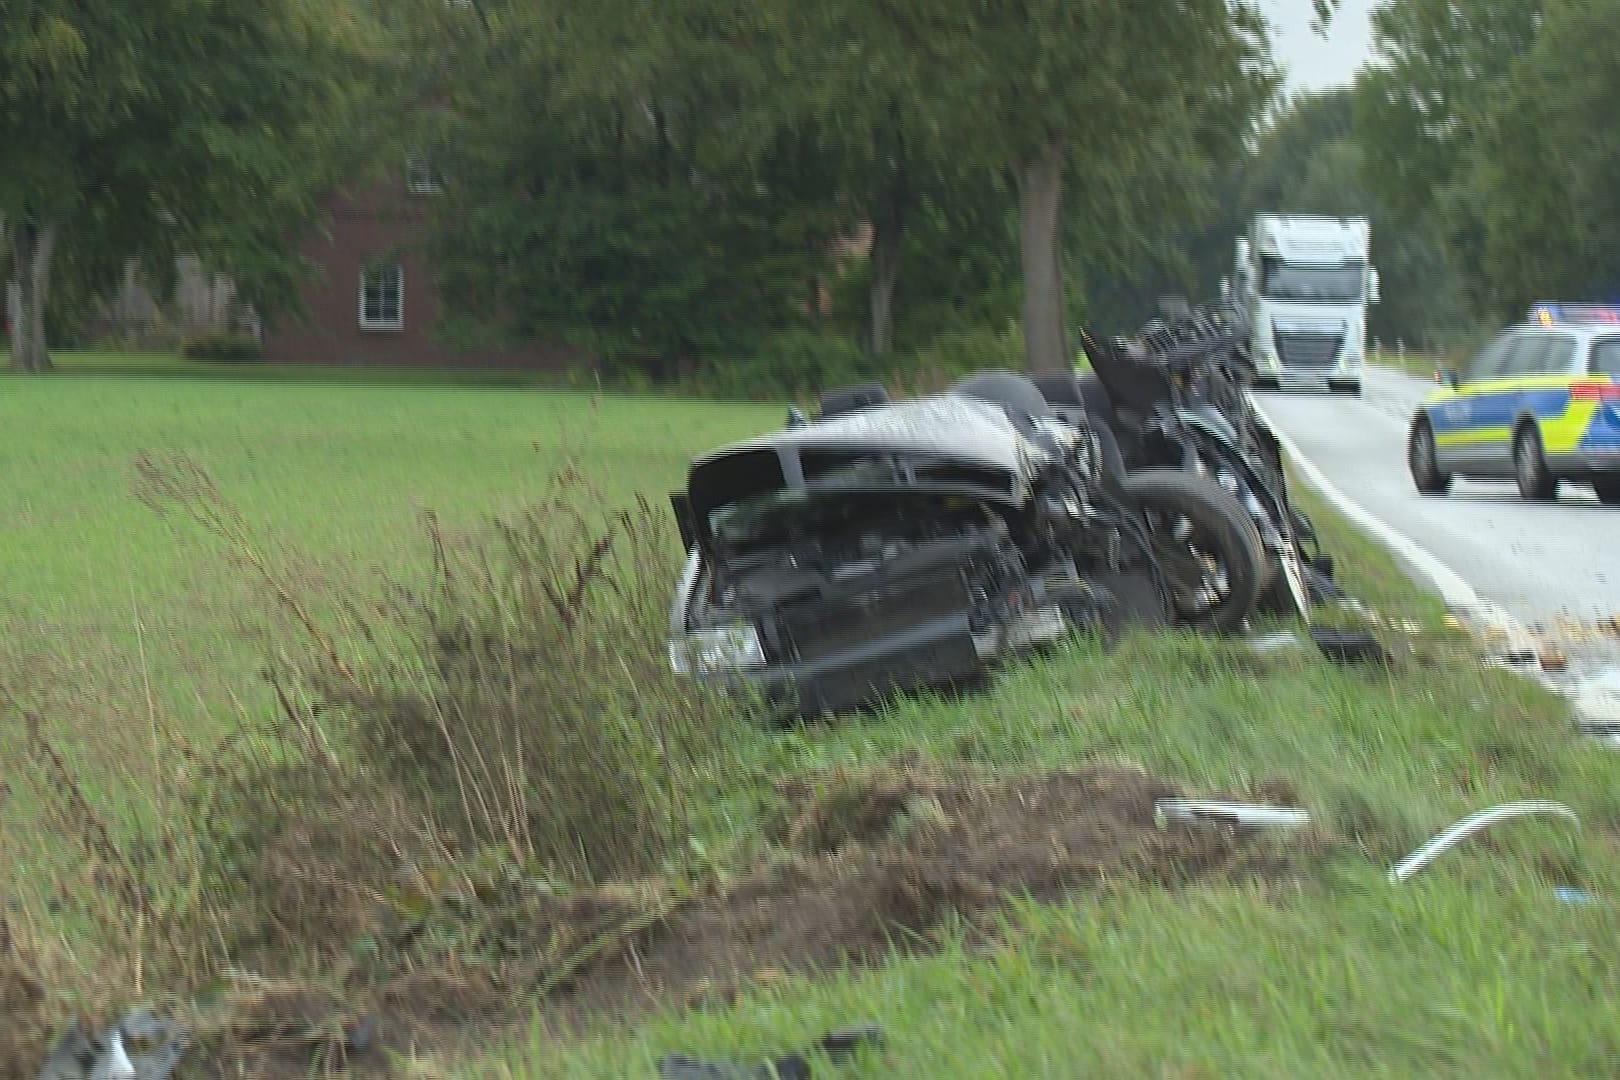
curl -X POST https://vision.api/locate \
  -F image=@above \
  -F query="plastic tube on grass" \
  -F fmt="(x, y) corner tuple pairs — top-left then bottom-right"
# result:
(1154, 799), (1310, 829)
(1388, 800), (1580, 884)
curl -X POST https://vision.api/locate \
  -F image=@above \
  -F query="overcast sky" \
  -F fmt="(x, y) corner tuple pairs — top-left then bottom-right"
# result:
(1262, 0), (1379, 93)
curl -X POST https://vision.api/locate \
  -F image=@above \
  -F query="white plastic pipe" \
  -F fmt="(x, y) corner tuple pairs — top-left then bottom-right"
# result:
(1154, 799), (1310, 829)
(1388, 801), (1580, 884)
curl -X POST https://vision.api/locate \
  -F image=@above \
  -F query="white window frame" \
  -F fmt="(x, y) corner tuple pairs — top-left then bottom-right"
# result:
(405, 154), (445, 196)
(358, 263), (404, 331)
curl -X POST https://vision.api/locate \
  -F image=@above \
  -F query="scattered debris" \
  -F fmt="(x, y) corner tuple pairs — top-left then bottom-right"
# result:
(35, 1010), (190, 1080)
(657, 1025), (884, 1080)
(1553, 886), (1596, 906)
(1571, 669), (1620, 737)
(1245, 631), (1308, 654)
(1388, 801), (1581, 884)
(1153, 799), (1310, 830)
(1309, 627), (1392, 667)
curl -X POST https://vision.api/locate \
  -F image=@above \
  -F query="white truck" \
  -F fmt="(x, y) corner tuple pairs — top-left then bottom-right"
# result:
(1227, 214), (1379, 396)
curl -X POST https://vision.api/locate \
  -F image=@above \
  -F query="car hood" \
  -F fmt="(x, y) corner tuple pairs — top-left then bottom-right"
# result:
(686, 395), (1051, 545)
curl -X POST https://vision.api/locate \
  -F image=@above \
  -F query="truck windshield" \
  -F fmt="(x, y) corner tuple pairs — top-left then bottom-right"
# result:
(1260, 258), (1366, 303)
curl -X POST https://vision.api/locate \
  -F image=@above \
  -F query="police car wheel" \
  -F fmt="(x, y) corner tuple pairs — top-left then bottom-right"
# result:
(1593, 477), (1620, 506)
(1408, 421), (1451, 496)
(1513, 426), (1559, 502)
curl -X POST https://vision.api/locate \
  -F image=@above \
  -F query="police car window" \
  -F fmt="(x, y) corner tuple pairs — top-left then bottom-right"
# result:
(1591, 340), (1620, 377)
(1497, 334), (1552, 376)
(1535, 334), (1579, 373)
(1510, 333), (1577, 375)
(1462, 334), (1515, 382)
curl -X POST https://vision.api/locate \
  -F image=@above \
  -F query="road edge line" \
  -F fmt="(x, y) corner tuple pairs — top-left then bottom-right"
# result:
(1250, 392), (1620, 734)
(1248, 394), (1488, 614)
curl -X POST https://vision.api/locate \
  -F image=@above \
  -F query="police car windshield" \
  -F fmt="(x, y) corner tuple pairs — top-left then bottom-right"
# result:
(1259, 258), (1365, 303)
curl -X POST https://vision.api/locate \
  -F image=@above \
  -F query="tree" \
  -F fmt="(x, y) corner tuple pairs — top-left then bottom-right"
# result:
(914, 0), (1274, 370)
(0, 0), (377, 371)
(1469, 0), (1620, 313)
(416, 0), (1278, 378)
(416, 0), (851, 375)
(1354, 0), (1543, 315)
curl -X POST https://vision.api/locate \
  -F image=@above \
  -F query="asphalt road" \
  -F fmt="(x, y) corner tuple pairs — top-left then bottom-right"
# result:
(1254, 366), (1619, 625)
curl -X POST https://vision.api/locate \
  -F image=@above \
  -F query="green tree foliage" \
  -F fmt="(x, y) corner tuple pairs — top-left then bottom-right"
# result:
(915, 0), (1275, 370)
(1354, 0), (1544, 318)
(422, 0), (845, 377)
(1244, 89), (1470, 348)
(1080, 84), (1475, 349)
(0, 0), (381, 371)
(418, 0), (1276, 380)
(1470, 0), (1620, 312)
(1360, 0), (1620, 318)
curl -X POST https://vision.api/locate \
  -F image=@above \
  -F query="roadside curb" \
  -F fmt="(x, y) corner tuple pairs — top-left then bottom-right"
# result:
(1248, 393), (1620, 735)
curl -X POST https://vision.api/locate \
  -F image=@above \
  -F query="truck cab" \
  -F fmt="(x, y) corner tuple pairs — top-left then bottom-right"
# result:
(1233, 214), (1379, 396)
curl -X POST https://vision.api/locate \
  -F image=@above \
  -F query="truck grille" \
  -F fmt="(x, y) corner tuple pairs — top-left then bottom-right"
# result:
(1274, 330), (1344, 370)
(782, 568), (973, 663)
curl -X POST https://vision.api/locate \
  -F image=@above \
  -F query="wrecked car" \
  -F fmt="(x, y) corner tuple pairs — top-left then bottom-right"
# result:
(668, 372), (1272, 718)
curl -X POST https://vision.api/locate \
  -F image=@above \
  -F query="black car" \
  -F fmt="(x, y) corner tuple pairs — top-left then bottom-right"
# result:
(668, 373), (1269, 719)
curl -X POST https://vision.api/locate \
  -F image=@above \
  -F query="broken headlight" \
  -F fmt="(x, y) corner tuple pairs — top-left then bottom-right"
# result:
(669, 623), (767, 675)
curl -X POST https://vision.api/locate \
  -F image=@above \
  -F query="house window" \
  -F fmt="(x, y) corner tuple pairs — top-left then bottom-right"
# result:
(359, 263), (404, 330)
(405, 154), (445, 196)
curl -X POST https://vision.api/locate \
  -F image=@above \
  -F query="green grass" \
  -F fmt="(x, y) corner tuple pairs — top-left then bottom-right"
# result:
(6, 358), (1620, 1077)
(7, 348), (591, 387)
(1371, 348), (1456, 380)
(0, 362), (778, 854)
(518, 879), (1620, 1079)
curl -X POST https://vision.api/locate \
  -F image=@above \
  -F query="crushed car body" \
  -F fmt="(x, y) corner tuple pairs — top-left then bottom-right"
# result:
(667, 367), (1290, 718)
(668, 392), (1118, 717)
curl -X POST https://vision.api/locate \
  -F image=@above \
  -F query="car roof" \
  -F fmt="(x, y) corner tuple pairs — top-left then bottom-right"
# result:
(1499, 322), (1620, 345)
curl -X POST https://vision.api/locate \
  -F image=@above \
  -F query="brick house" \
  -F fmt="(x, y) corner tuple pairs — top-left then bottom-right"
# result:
(261, 156), (578, 370)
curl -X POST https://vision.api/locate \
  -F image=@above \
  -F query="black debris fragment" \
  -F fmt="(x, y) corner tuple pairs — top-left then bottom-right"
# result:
(657, 1025), (884, 1080)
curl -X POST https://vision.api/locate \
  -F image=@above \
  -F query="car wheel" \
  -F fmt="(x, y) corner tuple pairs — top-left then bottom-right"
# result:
(1513, 425), (1558, 501)
(1593, 477), (1620, 506)
(1120, 468), (1266, 635)
(1407, 421), (1452, 495)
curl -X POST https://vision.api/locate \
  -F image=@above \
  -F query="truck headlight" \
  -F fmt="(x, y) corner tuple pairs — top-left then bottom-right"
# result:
(670, 623), (766, 674)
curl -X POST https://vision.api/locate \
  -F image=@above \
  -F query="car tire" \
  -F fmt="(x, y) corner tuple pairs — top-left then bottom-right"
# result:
(1513, 425), (1559, 501)
(1407, 420), (1452, 495)
(1120, 468), (1266, 635)
(1593, 477), (1620, 506)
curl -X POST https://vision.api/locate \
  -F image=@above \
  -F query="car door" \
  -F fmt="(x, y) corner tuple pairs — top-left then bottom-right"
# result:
(1467, 332), (1552, 474)
(1516, 333), (1582, 457)
(1435, 332), (1515, 472)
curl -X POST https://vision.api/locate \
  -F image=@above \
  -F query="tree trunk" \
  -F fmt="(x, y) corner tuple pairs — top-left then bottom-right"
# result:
(1018, 138), (1067, 373)
(10, 221), (57, 372)
(867, 169), (905, 357)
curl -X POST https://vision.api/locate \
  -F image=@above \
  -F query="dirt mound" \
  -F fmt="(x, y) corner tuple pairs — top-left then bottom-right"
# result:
(13, 761), (1310, 1076)
(537, 760), (1306, 1027)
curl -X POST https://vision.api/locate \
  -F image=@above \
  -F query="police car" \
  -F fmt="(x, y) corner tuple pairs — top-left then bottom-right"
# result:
(1407, 303), (1620, 504)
